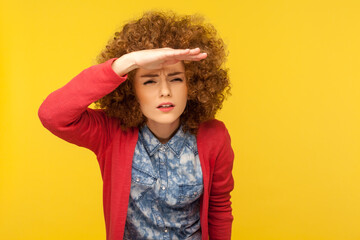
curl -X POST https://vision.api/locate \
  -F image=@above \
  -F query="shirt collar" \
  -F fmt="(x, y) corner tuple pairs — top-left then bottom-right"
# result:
(139, 124), (187, 157)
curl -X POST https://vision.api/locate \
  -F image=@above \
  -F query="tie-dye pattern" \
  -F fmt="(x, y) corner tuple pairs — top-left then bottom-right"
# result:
(123, 125), (203, 240)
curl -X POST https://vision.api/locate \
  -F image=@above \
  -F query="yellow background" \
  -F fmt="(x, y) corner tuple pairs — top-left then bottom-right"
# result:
(1, 0), (360, 239)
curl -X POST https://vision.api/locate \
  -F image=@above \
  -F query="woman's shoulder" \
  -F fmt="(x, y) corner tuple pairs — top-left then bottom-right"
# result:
(199, 119), (227, 131)
(197, 119), (233, 159)
(198, 119), (229, 139)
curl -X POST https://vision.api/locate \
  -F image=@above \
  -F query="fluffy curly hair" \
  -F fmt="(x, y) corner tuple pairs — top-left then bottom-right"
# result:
(95, 10), (231, 134)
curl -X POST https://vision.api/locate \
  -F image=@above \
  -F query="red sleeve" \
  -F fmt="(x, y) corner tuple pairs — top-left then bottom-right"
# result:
(38, 58), (127, 156)
(208, 123), (234, 240)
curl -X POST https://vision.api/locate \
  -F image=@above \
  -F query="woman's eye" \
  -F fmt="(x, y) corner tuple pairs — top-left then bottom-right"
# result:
(143, 80), (156, 85)
(171, 78), (183, 82)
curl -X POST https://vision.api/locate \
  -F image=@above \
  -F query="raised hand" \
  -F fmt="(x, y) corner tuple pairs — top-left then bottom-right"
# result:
(111, 47), (207, 76)
(130, 47), (207, 70)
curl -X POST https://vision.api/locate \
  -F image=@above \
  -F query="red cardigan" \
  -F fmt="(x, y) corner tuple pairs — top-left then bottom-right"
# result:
(38, 58), (234, 240)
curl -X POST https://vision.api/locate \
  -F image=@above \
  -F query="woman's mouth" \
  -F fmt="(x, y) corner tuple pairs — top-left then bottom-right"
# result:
(157, 103), (175, 112)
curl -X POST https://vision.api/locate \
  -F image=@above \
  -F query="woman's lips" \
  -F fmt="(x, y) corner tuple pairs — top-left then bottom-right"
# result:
(157, 105), (175, 112)
(157, 102), (175, 112)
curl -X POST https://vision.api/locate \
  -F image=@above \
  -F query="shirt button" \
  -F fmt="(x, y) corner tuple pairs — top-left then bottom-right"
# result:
(164, 228), (168, 233)
(157, 216), (161, 221)
(135, 177), (140, 182)
(159, 146), (166, 152)
(161, 186), (166, 190)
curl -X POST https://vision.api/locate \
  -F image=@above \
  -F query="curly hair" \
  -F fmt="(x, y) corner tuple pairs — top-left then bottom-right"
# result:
(94, 10), (231, 135)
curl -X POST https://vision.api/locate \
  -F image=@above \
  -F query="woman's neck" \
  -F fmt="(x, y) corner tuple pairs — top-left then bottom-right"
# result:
(146, 119), (180, 144)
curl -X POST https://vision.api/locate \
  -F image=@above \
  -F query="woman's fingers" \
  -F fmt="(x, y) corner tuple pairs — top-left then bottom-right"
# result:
(188, 47), (201, 55)
(163, 48), (207, 61)
(132, 47), (207, 70)
(163, 48), (190, 58)
(165, 48), (203, 57)
(173, 53), (207, 61)
(186, 52), (207, 59)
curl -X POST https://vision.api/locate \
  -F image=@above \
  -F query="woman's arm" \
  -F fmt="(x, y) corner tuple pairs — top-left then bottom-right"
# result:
(38, 48), (207, 155)
(38, 56), (131, 155)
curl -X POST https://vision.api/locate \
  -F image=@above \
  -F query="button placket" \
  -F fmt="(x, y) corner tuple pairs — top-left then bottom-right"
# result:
(163, 227), (170, 240)
(158, 148), (168, 200)
(151, 203), (164, 228)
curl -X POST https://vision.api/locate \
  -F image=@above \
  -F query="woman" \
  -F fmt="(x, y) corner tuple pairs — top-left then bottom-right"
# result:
(38, 10), (234, 240)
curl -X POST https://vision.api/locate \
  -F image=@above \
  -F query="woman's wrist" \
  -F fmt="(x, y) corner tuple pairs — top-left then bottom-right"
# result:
(111, 53), (138, 77)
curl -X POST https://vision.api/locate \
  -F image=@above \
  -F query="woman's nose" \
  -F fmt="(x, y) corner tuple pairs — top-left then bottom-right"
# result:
(159, 79), (171, 97)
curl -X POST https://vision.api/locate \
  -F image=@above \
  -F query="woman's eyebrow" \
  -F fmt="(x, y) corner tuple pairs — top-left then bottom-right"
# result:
(167, 72), (183, 77)
(140, 72), (184, 78)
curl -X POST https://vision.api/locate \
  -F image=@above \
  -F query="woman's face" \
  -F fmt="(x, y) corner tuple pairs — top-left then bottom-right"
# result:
(133, 62), (188, 128)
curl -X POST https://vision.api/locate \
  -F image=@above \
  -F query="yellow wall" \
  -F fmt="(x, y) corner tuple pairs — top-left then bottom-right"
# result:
(1, 0), (360, 239)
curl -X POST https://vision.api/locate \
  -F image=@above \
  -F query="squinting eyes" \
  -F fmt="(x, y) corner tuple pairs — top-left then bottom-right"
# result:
(171, 78), (183, 82)
(143, 78), (183, 85)
(144, 80), (156, 85)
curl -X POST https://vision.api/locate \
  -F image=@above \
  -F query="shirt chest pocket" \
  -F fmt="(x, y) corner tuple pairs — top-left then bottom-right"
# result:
(130, 167), (157, 201)
(178, 183), (204, 203)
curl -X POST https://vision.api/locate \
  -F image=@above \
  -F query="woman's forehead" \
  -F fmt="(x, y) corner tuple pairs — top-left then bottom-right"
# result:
(135, 62), (185, 77)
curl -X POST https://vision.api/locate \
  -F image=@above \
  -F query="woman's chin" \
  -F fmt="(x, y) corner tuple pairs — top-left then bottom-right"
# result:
(146, 117), (181, 127)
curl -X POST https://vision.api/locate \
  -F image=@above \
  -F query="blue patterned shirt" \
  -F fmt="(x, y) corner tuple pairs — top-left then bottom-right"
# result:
(123, 124), (203, 240)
